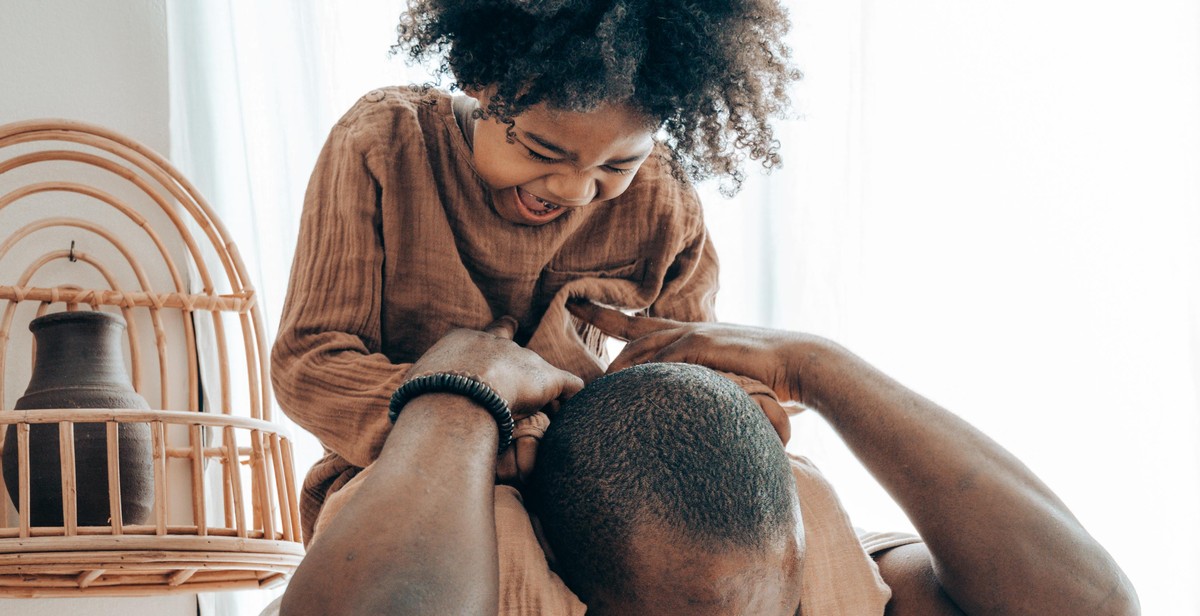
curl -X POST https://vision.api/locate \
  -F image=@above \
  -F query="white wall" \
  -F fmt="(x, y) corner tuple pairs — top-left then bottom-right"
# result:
(0, 1), (170, 151)
(0, 1), (195, 613)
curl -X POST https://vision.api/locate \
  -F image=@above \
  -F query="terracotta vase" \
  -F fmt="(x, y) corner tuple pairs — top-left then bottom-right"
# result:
(2, 311), (154, 527)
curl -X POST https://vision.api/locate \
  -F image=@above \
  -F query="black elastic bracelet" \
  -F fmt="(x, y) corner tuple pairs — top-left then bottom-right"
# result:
(388, 373), (514, 454)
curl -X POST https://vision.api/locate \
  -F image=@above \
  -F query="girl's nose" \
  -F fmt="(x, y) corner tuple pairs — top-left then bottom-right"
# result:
(544, 172), (597, 207)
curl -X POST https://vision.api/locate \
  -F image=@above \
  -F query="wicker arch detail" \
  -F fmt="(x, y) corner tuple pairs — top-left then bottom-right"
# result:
(0, 119), (303, 597)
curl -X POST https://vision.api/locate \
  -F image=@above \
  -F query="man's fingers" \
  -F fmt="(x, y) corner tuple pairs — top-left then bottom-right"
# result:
(567, 300), (678, 342)
(755, 395), (792, 445)
(607, 335), (660, 373)
(559, 373), (585, 399)
(529, 372), (583, 418)
(484, 316), (519, 340)
(606, 329), (687, 373)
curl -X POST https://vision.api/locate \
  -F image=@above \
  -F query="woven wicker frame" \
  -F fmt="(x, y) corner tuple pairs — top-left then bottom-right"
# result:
(0, 119), (303, 597)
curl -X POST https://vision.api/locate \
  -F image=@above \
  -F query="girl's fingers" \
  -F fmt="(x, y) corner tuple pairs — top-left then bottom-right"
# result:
(484, 316), (519, 340)
(567, 300), (678, 342)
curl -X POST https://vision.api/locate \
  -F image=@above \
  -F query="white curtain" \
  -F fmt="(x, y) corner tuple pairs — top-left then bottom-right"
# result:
(707, 2), (1200, 614)
(167, 1), (427, 613)
(168, 1), (1200, 614)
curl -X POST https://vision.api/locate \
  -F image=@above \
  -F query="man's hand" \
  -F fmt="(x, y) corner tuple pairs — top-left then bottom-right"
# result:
(568, 301), (803, 441)
(569, 300), (811, 403)
(409, 317), (585, 419)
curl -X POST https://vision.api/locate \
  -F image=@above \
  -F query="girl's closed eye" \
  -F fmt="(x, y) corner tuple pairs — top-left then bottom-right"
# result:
(524, 147), (561, 164)
(524, 146), (635, 175)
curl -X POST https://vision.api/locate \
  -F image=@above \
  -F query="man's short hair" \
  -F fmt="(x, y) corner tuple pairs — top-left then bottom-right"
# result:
(530, 362), (795, 601)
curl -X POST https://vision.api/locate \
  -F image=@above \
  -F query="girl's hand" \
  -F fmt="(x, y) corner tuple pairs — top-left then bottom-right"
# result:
(568, 300), (811, 405)
(408, 317), (584, 419)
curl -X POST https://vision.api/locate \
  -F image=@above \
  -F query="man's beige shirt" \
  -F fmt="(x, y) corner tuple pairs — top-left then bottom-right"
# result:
(306, 454), (916, 615)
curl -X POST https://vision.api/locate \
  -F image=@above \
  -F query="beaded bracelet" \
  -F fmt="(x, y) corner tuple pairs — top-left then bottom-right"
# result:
(388, 372), (515, 454)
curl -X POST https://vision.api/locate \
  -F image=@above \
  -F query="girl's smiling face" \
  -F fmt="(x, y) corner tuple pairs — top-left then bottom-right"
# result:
(468, 93), (657, 226)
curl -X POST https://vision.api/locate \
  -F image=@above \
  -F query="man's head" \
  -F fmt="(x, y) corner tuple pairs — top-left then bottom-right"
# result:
(531, 362), (805, 614)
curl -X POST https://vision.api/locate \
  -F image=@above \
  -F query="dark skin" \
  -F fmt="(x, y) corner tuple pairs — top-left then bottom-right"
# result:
(574, 301), (1140, 616)
(281, 310), (1140, 615)
(280, 317), (583, 615)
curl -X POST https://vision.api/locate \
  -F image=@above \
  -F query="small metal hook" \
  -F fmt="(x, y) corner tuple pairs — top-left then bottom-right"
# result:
(69, 240), (77, 262)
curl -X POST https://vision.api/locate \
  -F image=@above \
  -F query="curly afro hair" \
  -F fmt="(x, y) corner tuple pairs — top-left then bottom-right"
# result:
(394, 0), (801, 193)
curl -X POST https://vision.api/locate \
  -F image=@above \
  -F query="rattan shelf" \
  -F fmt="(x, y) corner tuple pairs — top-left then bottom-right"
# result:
(0, 120), (304, 596)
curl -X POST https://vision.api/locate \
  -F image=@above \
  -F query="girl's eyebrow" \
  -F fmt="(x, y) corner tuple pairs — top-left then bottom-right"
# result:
(521, 130), (651, 166)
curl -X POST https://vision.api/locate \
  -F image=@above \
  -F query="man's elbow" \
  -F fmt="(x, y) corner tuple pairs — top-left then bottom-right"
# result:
(1094, 571), (1140, 616)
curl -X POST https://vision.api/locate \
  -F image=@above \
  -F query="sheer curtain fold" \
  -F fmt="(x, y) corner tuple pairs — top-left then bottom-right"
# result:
(167, 2), (418, 613)
(710, 2), (1199, 614)
(169, 2), (1199, 614)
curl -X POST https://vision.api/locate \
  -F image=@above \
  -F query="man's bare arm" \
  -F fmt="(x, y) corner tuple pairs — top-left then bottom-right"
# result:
(571, 301), (1139, 616)
(281, 321), (583, 615)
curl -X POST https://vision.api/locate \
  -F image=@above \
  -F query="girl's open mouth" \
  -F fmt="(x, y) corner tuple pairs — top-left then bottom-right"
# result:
(512, 186), (567, 224)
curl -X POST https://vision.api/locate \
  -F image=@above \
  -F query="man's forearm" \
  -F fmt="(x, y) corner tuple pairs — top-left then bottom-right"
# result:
(282, 395), (500, 616)
(799, 338), (1137, 615)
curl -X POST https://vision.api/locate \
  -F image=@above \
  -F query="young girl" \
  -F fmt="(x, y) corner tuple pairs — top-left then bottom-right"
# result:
(271, 0), (800, 542)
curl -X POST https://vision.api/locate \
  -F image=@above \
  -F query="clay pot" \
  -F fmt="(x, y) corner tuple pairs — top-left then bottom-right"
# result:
(2, 311), (153, 527)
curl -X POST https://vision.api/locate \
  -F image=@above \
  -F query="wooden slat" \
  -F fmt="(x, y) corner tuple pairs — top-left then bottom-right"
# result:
(0, 408), (282, 432)
(105, 422), (122, 534)
(223, 427), (245, 537)
(189, 425), (206, 536)
(59, 423), (77, 536)
(167, 568), (197, 587)
(0, 286), (252, 313)
(258, 572), (287, 588)
(0, 524), (277, 539)
(150, 422), (167, 536)
(17, 424), (30, 538)
(250, 430), (273, 539)
(0, 537), (306, 556)
(0, 426), (8, 528)
(76, 569), (104, 589)
(164, 444), (253, 459)
(280, 438), (302, 541)
(0, 577), (270, 597)
(221, 450), (234, 530)
(268, 433), (293, 542)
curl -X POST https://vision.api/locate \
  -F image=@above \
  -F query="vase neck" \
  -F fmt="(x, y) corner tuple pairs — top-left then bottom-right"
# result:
(25, 312), (134, 394)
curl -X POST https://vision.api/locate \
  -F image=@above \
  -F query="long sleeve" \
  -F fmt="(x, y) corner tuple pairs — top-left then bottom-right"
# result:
(645, 215), (719, 323)
(271, 117), (408, 469)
